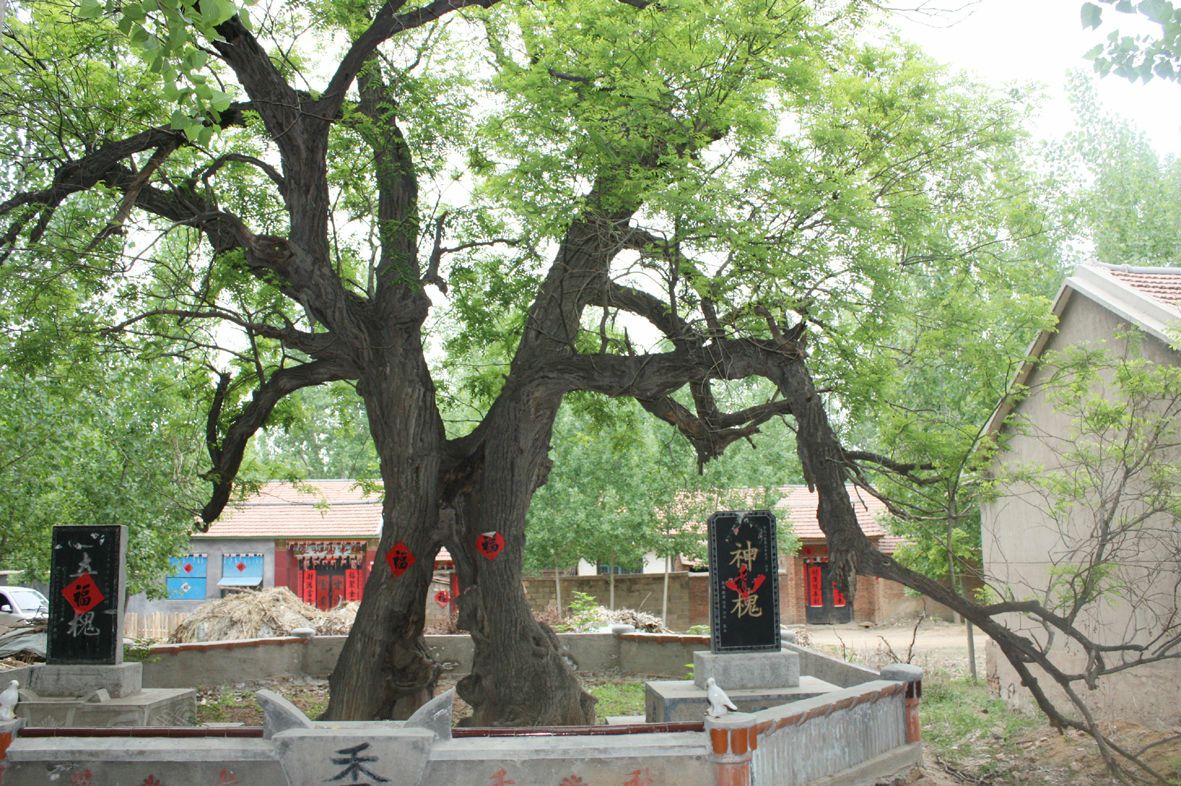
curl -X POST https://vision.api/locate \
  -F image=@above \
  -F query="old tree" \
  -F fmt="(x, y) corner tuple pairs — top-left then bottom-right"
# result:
(0, 0), (1109, 731)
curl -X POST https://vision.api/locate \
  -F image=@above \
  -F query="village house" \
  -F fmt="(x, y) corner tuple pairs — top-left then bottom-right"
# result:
(130, 481), (932, 633)
(980, 263), (1181, 726)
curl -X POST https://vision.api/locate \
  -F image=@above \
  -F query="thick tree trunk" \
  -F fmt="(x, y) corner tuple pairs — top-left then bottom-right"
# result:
(451, 396), (595, 726)
(323, 334), (445, 720)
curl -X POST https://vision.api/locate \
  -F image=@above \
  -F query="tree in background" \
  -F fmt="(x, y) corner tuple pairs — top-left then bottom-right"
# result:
(0, 353), (206, 594)
(1054, 75), (1181, 269)
(249, 383), (380, 480)
(1, 0), (1066, 726)
(1082, 0), (1181, 84)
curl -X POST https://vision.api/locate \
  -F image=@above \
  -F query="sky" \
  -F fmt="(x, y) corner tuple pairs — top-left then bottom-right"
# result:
(888, 0), (1180, 157)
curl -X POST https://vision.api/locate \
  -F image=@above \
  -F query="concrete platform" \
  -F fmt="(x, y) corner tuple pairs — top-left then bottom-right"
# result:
(693, 649), (799, 690)
(644, 676), (841, 723)
(15, 688), (196, 727)
(27, 662), (143, 698)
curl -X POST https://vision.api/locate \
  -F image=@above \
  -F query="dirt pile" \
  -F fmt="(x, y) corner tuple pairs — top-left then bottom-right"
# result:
(603, 608), (665, 632)
(170, 588), (357, 642)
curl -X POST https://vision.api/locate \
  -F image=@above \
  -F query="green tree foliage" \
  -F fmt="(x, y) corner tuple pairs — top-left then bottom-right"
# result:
(1055, 75), (1181, 268)
(1081, 0), (1181, 83)
(0, 353), (206, 594)
(1, 0), (1068, 725)
(249, 383), (379, 480)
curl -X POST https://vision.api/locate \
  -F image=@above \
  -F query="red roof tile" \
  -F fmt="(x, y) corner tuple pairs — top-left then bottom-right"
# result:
(774, 485), (890, 541)
(194, 481), (382, 540)
(1105, 267), (1181, 308)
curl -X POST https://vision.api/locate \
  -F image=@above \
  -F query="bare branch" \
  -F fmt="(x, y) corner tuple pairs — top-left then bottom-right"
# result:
(201, 358), (357, 525)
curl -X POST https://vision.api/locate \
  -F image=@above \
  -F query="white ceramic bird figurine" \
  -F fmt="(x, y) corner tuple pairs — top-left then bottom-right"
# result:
(706, 677), (737, 718)
(0, 679), (19, 721)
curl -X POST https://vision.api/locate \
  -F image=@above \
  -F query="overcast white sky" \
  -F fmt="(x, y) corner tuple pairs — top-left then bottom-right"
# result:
(889, 0), (1180, 157)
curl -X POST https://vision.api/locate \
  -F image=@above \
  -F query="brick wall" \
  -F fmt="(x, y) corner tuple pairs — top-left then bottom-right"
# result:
(522, 564), (941, 630)
(522, 573), (708, 630)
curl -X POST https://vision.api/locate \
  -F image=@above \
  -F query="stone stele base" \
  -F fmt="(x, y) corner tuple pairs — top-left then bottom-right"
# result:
(27, 663), (143, 698)
(692, 649), (800, 690)
(15, 662), (196, 727)
(644, 676), (840, 723)
(15, 688), (197, 727)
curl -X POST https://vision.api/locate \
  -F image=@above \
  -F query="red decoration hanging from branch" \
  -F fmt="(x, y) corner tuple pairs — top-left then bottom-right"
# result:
(476, 531), (505, 561)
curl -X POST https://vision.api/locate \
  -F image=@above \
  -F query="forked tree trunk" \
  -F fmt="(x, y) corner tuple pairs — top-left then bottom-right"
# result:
(323, 343), (445, 720)
(451, 398), (595, 726)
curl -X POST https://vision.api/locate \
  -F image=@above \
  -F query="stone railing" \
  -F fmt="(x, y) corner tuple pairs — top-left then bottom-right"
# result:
(706, 664), (923, 786)
(1, 664), (923, 786)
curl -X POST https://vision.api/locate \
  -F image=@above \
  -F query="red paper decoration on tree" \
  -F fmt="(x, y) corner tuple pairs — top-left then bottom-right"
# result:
(384, 542), (415, 577)
(476, 531), (505, 561)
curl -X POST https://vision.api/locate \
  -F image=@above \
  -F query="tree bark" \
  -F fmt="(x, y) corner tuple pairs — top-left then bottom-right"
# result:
(324, 331), (445, 720)
(450, 394), (596, 726)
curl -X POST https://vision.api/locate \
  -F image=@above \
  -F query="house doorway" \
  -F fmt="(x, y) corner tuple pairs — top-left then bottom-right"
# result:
(804, 559), (852, 624)
(291, 541), (367, 610)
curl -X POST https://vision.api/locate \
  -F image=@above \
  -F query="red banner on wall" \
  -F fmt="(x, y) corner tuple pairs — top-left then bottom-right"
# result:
(300, 570), (317, 605)
(345, 569), (362, 602)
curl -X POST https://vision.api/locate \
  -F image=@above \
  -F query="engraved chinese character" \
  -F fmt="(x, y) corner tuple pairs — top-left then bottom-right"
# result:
(731, 591), (762, 618)
(68, 611), (99, 638)
(728, 541), (758, 571)
(724, 564), (766, 619)
(70, 553), (95, 577)
(326, 741), (389, 784)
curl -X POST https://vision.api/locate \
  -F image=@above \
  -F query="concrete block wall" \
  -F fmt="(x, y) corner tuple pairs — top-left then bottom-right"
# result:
(1, 664), (924, 786)
(135, 632), (712, 689)
(522, 573), (710, 630)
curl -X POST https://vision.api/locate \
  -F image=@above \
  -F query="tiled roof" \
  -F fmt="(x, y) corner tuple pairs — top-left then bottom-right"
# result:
(985, 264), (1181, 439)
(678, 485), (894, 545)
(195, 480), (897, 559)
(195, 480), (382, 540)
(774, 485), (890, 541)
(1105, 266), (1181, 308)
(876, 535), (908, 556)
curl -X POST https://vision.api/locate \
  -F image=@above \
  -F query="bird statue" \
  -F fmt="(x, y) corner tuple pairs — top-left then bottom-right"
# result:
(0, 679), (19, 721)
(705, 677), (737, 718)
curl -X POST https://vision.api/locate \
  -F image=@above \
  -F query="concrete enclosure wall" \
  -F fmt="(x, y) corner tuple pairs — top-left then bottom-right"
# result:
(135, 632), (714, 689)
(1, 667), (923, 786)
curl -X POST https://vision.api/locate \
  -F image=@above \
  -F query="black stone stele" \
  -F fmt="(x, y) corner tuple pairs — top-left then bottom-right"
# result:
(708, 511), (781, 653)
(47, 525), (127, 665)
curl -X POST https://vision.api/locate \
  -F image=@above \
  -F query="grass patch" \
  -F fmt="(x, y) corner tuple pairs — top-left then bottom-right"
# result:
(921, 672), (1039, 777)
(589, 682), (645, 719)
(196, 687), (252, 725)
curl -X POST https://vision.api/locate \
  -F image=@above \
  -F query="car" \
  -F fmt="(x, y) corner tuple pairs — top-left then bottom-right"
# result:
(0, 586), (49, 631)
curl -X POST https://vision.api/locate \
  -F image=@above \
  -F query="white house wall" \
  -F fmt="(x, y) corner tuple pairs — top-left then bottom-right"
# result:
(981, 292), (1181, 727)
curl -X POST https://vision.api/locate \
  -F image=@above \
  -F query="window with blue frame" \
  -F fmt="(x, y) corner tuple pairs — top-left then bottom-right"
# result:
(166, 555), (208, 600)
(219, 553), (264, 592)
